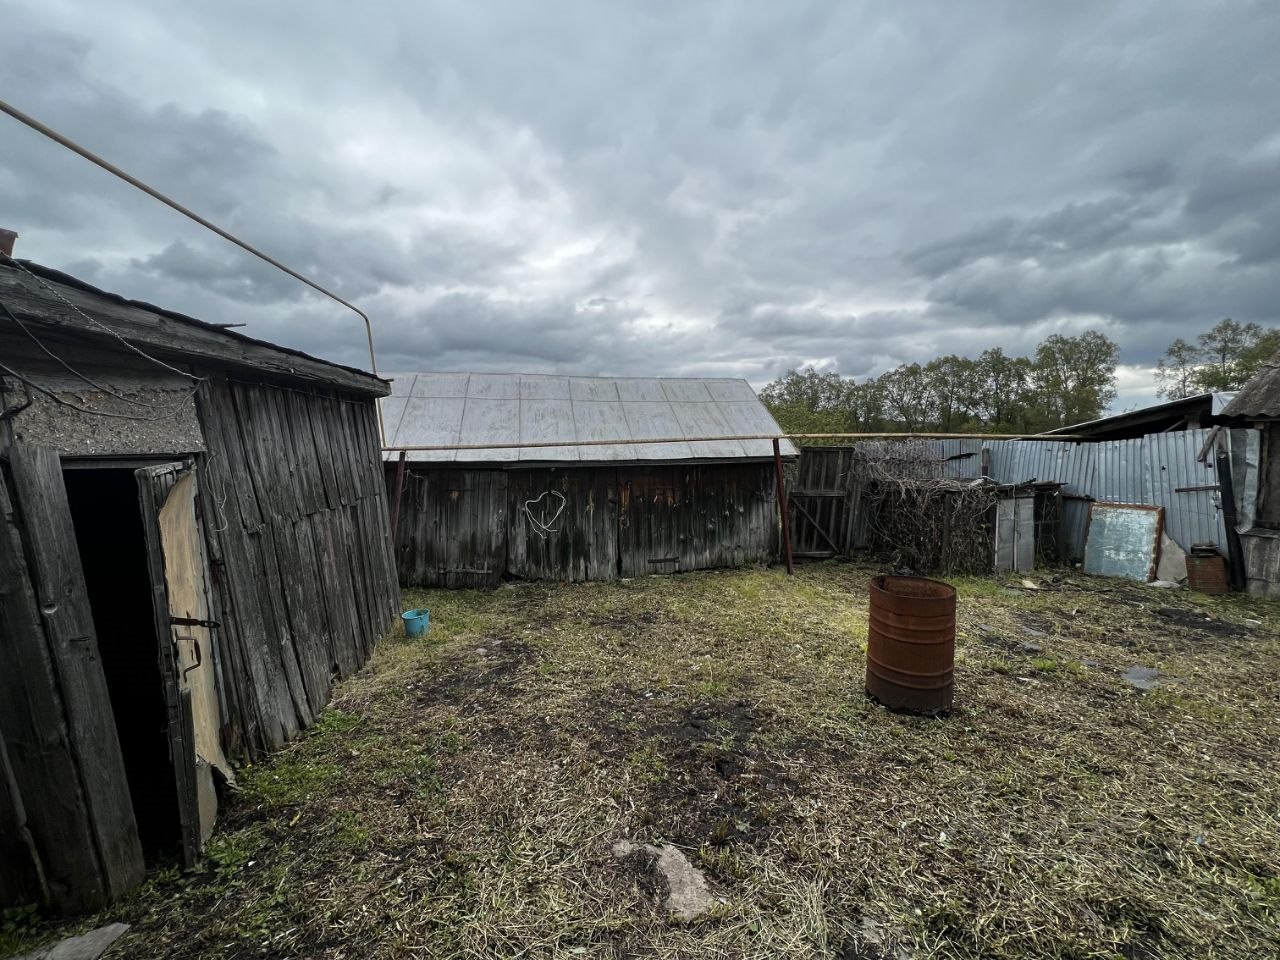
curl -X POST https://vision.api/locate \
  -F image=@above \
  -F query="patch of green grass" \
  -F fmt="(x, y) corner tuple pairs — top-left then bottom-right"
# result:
(627, 742), (669, 783)
(309, 707), (362, 737)
(1031, 657), (1060, 673)
(241, 758), (340, 807)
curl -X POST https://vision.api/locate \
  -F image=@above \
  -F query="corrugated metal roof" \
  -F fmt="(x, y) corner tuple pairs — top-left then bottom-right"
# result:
(382, 373), (796, 463)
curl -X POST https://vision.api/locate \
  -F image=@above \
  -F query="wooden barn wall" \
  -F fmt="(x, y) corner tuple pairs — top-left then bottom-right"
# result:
(393, 468), (508, 589)
(617, 463), (778, 577)
(509, 467), (619, 581)
(196, 374), (399, 757)
(389, 461), (778, 585)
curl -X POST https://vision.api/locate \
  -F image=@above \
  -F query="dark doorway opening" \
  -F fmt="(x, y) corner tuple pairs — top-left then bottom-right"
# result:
(62, 467), (180, 861)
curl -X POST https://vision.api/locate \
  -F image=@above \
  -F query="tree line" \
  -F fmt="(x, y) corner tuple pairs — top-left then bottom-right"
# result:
(760, 331), (1120, 436)
(1155, 319), (1279, 399)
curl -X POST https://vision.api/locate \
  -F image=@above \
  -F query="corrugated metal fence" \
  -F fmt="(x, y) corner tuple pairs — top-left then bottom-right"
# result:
(797, 428), (1260, 560)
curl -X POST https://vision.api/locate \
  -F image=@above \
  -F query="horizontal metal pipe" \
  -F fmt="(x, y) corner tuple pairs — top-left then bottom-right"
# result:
(381, 430), (1085, 453)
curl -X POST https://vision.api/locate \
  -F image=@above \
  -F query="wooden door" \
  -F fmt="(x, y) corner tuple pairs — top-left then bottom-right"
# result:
(1, 445), (144, 909)
(137, 463), (230, 863)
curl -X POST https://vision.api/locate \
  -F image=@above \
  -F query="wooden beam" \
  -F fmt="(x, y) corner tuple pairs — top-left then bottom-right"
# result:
(773, 438), (794, 575)
(0, 266), (387, 397)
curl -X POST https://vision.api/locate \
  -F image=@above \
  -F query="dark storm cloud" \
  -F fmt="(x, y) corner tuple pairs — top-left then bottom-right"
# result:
(2, 1), (1279, 408)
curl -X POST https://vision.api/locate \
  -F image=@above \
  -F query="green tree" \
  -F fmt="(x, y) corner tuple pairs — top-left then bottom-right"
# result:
(878, 363), (938, 431)
(1030, 331), (1119, 428)
(1155, 338), (1201, 400)
(1196, 319), (1264, 391)
(971, 348), (1034, 431)
(758, 367), (858, 436)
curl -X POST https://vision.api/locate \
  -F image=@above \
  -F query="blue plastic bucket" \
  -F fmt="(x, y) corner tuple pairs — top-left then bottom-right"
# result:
(401, 608), (430, 638)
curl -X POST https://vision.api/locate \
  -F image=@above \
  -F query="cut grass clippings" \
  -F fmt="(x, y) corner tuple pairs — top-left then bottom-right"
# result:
(7, 561), (1280, 959)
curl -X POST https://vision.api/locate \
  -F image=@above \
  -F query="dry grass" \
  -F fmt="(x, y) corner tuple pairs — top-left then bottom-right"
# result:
(8, 562), (1280, 959)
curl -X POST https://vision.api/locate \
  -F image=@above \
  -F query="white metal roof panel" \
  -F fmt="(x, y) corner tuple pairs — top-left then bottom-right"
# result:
(518, 397), (580, 461)
(465, 373), (520, 399)
(569, 377), (621, 401)
(573, 401), (639, 460)
(621, 400), (696, 459)
(703, 379), (759, 402)
(409, 372), (470, 398)
(458, 397), (521, 461)
(383, 373), (417, 397)
(393, 396), (466, 462)
(386, 372), (791, 463)
(660, 379), (715, 402)
(668, 400), (748, 458)
(519, 374), (572, 400)
(615, 378), (668, 402)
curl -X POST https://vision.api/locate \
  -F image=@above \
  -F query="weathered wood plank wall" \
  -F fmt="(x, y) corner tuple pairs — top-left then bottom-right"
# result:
(0, 457), (145, 912)
(388, 461), (778, 585)
(393, 468), (508, 589)
(509, 468), (618, 582)
(196, 374), (399, 757)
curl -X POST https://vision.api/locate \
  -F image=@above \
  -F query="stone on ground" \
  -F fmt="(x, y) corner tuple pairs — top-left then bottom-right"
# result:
(612, 839), (717, 921)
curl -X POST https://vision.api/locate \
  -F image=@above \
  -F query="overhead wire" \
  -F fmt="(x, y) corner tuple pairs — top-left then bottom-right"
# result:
(0, 99), (382, 426)
(2, 252), (205, 383)
(0, 360), (200, 422)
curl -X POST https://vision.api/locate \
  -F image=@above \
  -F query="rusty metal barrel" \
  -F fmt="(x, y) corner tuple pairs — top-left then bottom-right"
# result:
(866, 574), (956, 715)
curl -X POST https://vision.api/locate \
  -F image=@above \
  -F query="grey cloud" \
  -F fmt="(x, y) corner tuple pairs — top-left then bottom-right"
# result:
(1, 1), (1278, 411)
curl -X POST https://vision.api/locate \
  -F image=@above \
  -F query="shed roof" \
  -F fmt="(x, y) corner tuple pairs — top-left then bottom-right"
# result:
(1042, 392), (1236, 440)
(382, 372), (797, 463)
(0, 259), (389, 396)
(1220, 353), (1280, 419)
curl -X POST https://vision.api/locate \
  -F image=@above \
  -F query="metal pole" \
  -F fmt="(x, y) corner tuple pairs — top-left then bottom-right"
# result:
(389, 450), (407, 546)
(773, 437), (794, 575)
(0, 97), (385, 441)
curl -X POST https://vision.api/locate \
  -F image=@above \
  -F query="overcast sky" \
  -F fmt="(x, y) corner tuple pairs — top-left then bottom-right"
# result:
(3, 1), (1278, 409)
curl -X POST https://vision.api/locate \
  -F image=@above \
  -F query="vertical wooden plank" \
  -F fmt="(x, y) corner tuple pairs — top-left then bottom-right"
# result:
(0, 470), (99, 912)
(0, 730), (48, 907)
(135, 465), (204, 866)
(7, 445), (144, 900)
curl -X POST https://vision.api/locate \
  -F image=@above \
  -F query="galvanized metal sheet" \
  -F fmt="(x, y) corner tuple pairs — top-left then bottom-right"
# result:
(660, 379), (715, 403)
(717, 401), (798, 457)
(615, 378), (668, 402)
(667, 400), (748, 459)
(408, 372), (470, 398)
(518, 398), (580, 462)
(620, 401), (695, 459)
(569, 377), (621, 401)
(703, 379), (761, 402)
(388, 373), (790, 463)
(466, 373), (520, 400)
(391, 397), (466, 462)
(573, 401), (639, 461)
(519, 375), (572, 400)
(458, 397), (521, 461)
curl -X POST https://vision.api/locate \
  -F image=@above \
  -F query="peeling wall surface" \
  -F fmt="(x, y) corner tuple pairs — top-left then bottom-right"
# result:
(0, 331), (204, 455)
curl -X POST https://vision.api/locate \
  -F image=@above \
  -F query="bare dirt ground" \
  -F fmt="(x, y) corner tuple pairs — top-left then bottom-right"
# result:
(7, 562), (1280, 959)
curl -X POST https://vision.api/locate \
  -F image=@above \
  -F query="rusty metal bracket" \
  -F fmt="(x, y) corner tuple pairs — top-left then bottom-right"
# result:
(177, 635), (202, 682)
(170, 615), (219, 629)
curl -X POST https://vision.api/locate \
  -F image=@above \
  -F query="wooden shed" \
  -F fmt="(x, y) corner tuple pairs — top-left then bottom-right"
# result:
(0, 256), (399, 913)
(383, 373), (796, 587)
(1219, 355), (1280, 596)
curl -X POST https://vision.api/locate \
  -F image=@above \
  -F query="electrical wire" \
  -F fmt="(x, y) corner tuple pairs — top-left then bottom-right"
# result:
(0, 360), (200, 422)
(2, 253), (205, 383)
(0, 99), (381, 384)
(0, 299), (168, 406)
